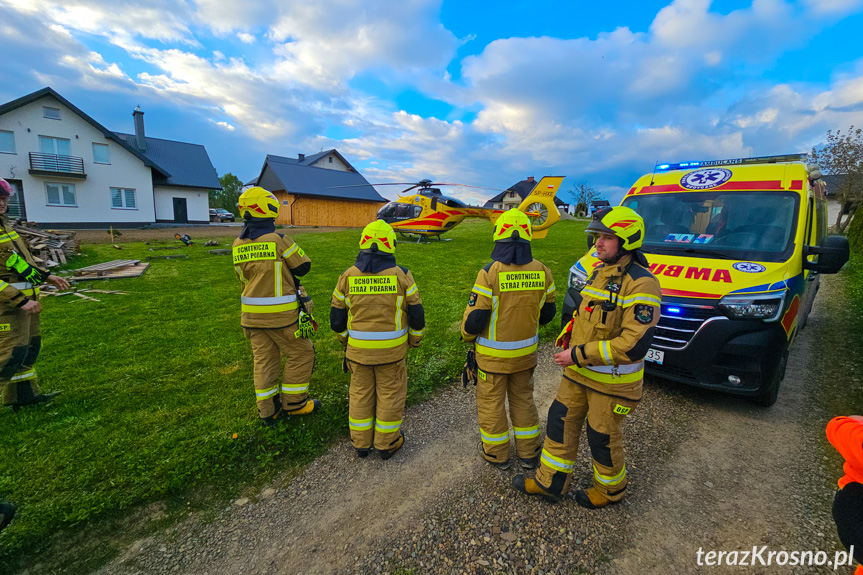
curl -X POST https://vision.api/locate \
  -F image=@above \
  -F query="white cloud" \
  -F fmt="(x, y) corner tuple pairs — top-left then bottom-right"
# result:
(802, 0), (863, 16)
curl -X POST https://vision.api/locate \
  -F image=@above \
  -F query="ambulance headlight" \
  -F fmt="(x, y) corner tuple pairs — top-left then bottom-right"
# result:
(569, 267), (588, 291)
(718, 294), (785, 321)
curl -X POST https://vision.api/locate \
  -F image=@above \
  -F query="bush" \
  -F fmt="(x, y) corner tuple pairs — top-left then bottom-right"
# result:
(847, 212), (863, 254)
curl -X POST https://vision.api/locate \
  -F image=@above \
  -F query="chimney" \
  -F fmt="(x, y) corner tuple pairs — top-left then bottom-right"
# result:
(298, 153), (305, 161)
(133, 106), (147, 151)
(527, 176), (535, 182)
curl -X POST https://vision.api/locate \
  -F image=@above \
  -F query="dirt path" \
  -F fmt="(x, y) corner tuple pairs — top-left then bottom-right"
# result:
(93, 278), (851, 575)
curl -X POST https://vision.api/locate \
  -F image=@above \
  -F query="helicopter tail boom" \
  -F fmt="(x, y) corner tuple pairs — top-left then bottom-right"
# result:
(486, 176), (564, 237)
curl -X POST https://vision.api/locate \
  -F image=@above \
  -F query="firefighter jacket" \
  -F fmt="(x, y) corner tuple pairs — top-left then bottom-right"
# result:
(461, 259), (556, 374)
(232, 232), (311, 329)
(330, 264), (424, 365)
(0, 215), (48, 308)
(561, 252), (661, 401)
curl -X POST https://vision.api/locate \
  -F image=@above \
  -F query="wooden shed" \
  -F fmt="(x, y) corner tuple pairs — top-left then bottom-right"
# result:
(251, 150), (386, 227)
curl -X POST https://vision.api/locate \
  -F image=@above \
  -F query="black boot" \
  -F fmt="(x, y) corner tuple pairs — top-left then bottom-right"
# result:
(0, 501), (16, 534)
(11, 390), (62, 411)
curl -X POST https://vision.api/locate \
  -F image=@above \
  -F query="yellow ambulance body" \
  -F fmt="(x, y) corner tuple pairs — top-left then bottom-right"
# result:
(563, 155), (849, 406)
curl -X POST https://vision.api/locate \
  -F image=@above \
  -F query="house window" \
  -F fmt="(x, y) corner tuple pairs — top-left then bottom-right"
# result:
(0, 130), (15, 154)
(0, 131), (14, 154)
(46, 183), (77, 207)
(328, 156), (333, 163)
(43, 106), (61, 120)
(110, 187), (136, 209)
(39, 136), (71, 156)
(93, 143), (110, 164)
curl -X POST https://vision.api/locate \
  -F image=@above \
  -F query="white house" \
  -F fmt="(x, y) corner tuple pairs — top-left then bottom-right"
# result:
(0, 87), (220, 227)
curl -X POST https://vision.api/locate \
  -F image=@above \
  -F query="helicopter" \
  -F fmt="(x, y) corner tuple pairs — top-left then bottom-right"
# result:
(335, 176), (565, 240)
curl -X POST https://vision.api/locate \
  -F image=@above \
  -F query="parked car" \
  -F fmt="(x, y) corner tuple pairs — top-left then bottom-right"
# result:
(209, 208), (236, 222)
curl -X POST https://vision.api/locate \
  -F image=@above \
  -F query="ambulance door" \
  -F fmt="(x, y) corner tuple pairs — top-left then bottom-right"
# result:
(799, 195), (824, 327)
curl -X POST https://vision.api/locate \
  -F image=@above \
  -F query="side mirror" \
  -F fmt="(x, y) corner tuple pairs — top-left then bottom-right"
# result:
(803, 235), (850, 274)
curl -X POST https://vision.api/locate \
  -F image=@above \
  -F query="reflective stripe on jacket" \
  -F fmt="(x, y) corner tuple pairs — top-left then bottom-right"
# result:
(232, 233), (310, 329)
(461, 259), (555, 374)
(331, 265), (423, 365)
(0, 216), (46, 307)
(564, 253), (660, 400)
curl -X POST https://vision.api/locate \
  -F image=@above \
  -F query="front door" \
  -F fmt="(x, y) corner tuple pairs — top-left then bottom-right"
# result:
(173, 197), (188, 223)
(5, 180), (26, 221)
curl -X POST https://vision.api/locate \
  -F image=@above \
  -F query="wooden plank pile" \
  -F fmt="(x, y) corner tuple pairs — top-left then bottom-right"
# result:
(71, 259), (149, 281)
(11, 222), (80, 267)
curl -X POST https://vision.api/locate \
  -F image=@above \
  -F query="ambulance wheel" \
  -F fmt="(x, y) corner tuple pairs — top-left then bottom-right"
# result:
(753, 350), (787, 408)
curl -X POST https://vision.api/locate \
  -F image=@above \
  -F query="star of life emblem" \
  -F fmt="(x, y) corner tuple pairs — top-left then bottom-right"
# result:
(680, 168), (732, 190)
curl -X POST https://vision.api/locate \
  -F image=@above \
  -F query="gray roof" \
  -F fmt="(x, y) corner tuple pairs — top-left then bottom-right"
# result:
(116, 133), (220, 189)
(256, 154), (385, 203)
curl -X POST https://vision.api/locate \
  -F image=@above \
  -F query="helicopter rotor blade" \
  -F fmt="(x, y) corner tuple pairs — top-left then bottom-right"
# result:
(428, 183), (505, 192)
(327, 183), (421, 189)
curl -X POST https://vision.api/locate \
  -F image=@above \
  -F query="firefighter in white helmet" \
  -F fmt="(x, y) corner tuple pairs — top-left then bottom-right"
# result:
(0, 177), (68, 410)
(330, 220), (424, 460)
(461, 209), (556, 470)
(513, 206), (661, 508)
(232, 186), (321, 426)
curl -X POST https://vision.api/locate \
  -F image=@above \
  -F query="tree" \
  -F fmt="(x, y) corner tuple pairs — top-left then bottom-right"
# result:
(566, 182), (603, 217)
(210, 173), (244, 216)
(809, 126), (863, 233)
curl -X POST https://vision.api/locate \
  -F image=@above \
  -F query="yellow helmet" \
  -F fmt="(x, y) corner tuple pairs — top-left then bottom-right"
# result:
(586, 206), (644, 251)
(493, 209), (533, 242)
(238, 187), (279, 219)
(359, 219), (396, 254)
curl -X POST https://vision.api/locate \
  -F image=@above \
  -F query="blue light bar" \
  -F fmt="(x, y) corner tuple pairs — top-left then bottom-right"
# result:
(666, 307), (682, 314)
(654, 153), (807, 173)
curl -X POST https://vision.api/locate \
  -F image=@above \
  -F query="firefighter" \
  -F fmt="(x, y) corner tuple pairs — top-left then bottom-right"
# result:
(232, 186), (321, 426)
(513, 206), (660, 508)
(330, 220), (424, 460)
(827, 416), (863, 574)
(0, 177), (68, 410)
(461, 209), (556, 470)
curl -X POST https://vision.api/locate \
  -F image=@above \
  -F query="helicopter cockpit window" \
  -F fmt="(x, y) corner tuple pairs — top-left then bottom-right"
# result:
(395, 204), (412, 218)
(412, 205), (422, 218)
(377, 202), (397, 219)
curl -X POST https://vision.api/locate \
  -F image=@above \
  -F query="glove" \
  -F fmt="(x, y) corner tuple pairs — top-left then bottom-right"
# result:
(461, 348), (477, 388)
(6, 253), (48, 284)
(556, 318), (575, 349)
(294, 311), (317, 339)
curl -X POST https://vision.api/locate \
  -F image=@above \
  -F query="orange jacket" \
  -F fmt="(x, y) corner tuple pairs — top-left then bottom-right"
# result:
(827, 415), (863, 489)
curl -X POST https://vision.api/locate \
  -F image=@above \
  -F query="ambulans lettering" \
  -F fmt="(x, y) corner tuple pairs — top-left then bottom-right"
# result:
(232, 242), (277, 264)
(498, 271), (545, 292)
(348, 275), (398, 295)
(648, 263), (733, 283)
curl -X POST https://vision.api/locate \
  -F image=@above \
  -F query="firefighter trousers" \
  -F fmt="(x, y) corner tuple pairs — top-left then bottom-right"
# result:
(477, 367), (541, 464)
(0, 307), (43, 407)
(534, 376), (638, 500)
(347, 358), (406, 452)
(244, 327), (314, 419)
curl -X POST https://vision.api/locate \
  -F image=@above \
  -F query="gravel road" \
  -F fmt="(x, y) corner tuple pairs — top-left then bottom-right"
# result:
(90, 276), (853, 575)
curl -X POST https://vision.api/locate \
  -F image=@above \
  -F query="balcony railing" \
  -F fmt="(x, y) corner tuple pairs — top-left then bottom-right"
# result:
(29, 152), (86, 179)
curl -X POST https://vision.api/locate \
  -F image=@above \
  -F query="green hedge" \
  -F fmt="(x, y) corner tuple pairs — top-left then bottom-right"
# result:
(848, 211), (863, 254)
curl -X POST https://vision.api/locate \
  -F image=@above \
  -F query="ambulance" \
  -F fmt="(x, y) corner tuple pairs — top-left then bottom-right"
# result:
(562, 154), (849, 406)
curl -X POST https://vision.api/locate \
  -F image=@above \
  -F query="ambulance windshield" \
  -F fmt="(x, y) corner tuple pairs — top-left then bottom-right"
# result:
(622, 191), (799, 262)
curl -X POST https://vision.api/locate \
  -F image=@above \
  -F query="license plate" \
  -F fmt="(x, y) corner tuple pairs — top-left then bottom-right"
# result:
(645, 348), (664, 364)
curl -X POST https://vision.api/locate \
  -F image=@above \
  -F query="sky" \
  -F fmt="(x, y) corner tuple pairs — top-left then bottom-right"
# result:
(2, 0), (863, 205)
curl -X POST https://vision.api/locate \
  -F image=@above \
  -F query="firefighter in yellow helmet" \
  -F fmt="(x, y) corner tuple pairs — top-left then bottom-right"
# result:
(461, 209), (556, 469)
(330, 220), (424, 459)
(0, 177), (68, 410)
(513, 206), (661, 508)
(232, 187), (321, 426)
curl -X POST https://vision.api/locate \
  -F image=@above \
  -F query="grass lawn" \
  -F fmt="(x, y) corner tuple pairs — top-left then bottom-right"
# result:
(0, 218), (587, 573)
